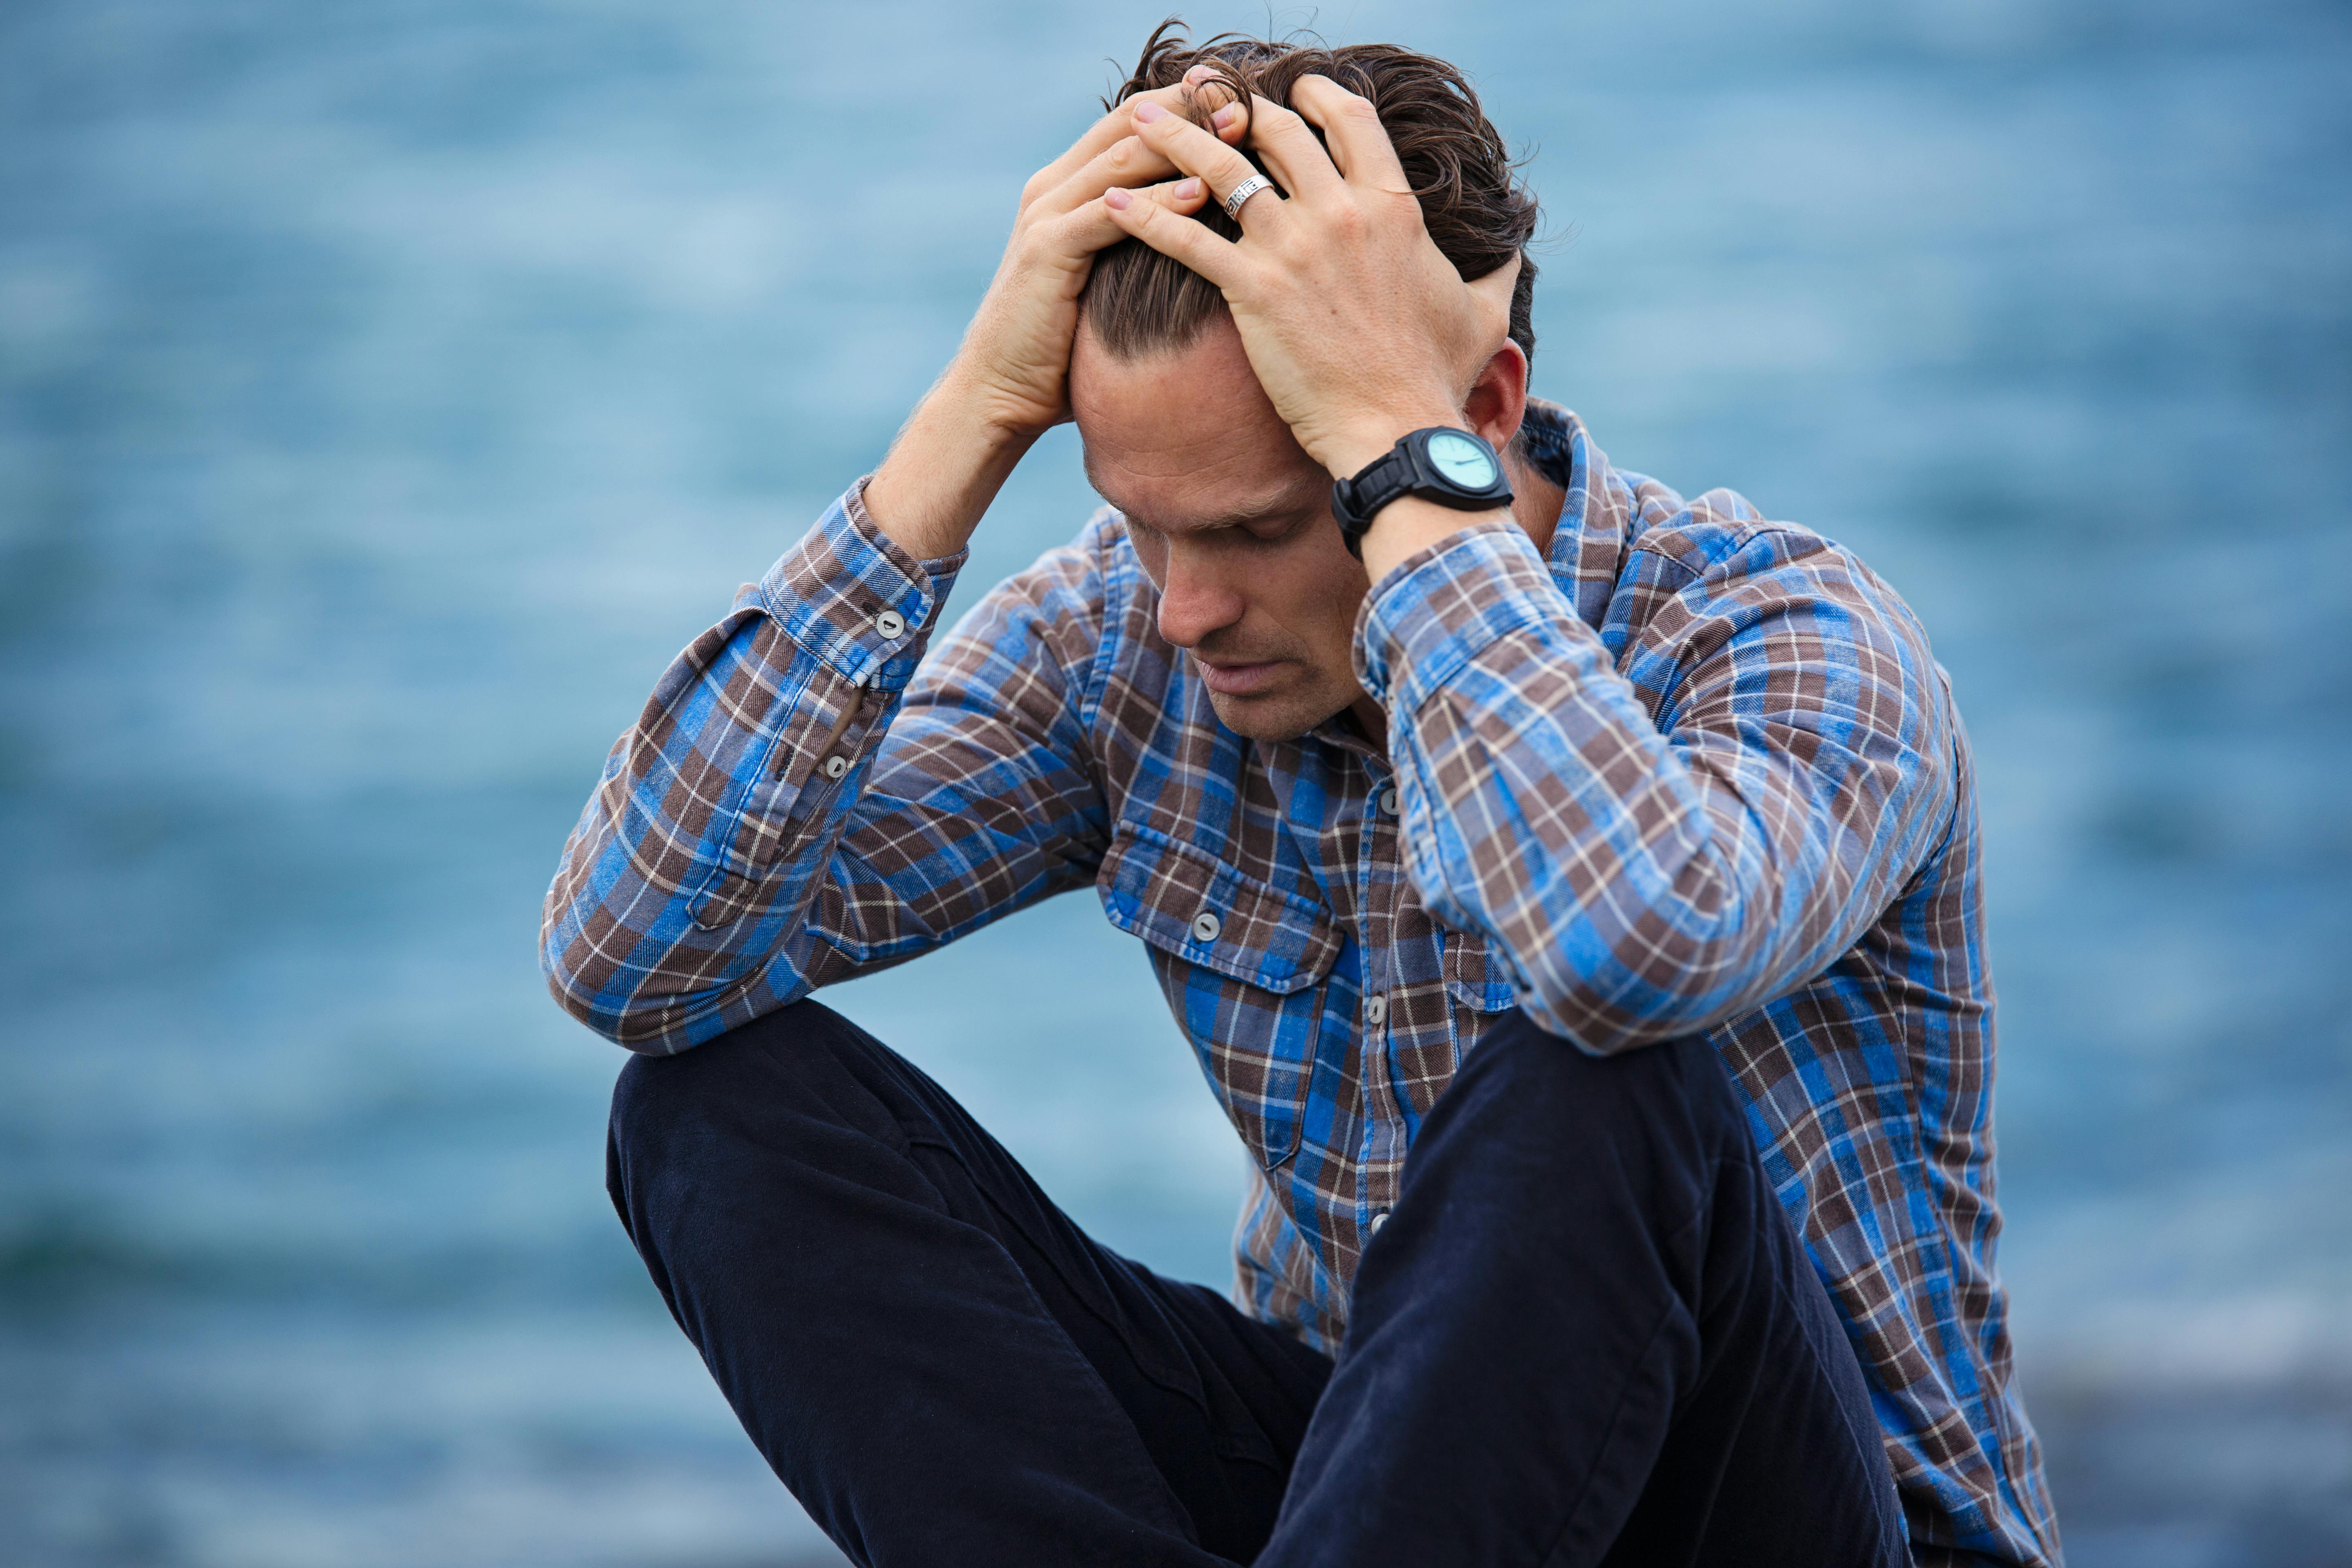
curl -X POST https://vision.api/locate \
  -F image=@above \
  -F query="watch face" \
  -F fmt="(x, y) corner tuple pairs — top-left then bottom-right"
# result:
(1425, 430), (1499, 490)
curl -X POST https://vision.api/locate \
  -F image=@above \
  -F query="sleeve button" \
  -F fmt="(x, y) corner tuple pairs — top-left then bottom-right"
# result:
(874, 609), (906, 639)
(1190, 909), (1222, 943)
(1377, 785), (1399, 817)
(822, 755), (849, 780)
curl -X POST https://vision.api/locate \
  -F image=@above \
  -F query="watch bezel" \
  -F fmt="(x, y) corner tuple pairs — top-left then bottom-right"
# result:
(1332, 427), (1516, 558)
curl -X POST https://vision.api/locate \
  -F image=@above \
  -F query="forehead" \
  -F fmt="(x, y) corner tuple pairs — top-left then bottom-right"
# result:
(1071, 314), (1323, 528)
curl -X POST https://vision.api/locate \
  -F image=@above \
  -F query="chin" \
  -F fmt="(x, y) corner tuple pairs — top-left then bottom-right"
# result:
(1204, 688), (1342, 744)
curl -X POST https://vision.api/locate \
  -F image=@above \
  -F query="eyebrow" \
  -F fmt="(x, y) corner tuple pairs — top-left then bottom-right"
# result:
(1085, 465), (1316, 536)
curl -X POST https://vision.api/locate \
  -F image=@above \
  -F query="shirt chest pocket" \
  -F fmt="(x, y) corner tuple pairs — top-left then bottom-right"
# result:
(1443, 927), (1521, 1051)
(1096, 821), (1342, 1171)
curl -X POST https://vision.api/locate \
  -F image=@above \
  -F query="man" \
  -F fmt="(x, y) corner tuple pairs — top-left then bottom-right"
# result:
(543, 26), (2061, 1568)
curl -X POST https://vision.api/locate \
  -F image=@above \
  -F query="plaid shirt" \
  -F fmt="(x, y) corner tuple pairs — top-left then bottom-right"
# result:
(543, 401), (2060, 1566)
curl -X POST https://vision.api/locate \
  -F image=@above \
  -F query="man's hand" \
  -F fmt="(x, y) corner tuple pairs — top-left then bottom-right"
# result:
(863, 76), (1246, 561)
(1104, 79), (1522, 576)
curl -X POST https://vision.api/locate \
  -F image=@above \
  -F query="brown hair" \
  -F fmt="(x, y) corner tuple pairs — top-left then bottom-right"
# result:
(1082, 20), (1539, 367)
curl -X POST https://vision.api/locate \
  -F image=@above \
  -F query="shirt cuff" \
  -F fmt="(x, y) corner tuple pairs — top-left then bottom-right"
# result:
(1352, 519), (1567, 713)
(754, 477), (970, 691)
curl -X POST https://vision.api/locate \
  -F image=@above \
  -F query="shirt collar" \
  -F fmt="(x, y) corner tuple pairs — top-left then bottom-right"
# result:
(1519, 399), (1633, 630)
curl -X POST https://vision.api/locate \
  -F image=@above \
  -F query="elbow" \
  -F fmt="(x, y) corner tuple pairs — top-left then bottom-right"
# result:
(540, 962), (692, 1055)
(538, 904), (673, 1054)
(537, 914), (769, 1057)
(539, 943), (633, 1051)
(1515, 983), (1735, 1059)
(1503, 885), (1770, 1054)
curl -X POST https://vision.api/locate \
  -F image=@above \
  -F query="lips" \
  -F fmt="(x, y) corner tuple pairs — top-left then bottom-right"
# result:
(1196, 657), (1283, 696)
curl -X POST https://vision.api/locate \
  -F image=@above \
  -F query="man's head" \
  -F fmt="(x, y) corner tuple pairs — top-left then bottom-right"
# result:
(1071, 25), (1540, 742)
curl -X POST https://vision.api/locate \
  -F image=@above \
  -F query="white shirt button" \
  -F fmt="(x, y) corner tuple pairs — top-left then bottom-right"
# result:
(821, 755), (849, 780)
(1377, 785), (1399, 817)
(1191, 909), (1222, 943)
(1365, 992), (1388, 1026)
(874, 609), (906, 639)
(1369, 1210), (1389, 1235)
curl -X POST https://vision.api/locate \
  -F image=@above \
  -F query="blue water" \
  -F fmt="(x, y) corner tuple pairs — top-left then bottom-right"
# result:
(2, 1), (2346, 1563)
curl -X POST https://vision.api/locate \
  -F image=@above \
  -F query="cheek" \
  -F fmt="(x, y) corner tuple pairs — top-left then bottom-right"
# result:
(1262, 542), (1370, 660)
(1128, 530), (1167, 590)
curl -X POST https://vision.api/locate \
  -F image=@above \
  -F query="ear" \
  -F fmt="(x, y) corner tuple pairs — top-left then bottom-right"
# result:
(1463, 336), (1530, 453)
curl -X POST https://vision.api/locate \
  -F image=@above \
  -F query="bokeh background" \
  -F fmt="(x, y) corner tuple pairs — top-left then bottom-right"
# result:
(3, 0), (2348, 1564)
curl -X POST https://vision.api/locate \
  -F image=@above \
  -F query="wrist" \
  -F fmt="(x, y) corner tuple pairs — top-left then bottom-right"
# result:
(1320, 405), (1464, 480)
(866, 380), (1039, 561)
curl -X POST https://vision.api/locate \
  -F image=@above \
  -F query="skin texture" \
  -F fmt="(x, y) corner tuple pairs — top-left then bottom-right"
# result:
(1072, 312), (1559, 743)
(862, 64), (1565, 742)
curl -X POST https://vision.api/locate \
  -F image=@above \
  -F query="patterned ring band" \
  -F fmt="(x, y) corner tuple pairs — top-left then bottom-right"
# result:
(1222, 174), (1274, 219)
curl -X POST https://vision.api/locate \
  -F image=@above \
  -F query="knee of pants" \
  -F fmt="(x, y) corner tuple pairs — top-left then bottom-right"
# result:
(608, 998), (886, 1187)
(1454, 1015), (1743, 1149)
(1416, 1015), (1753, 1234)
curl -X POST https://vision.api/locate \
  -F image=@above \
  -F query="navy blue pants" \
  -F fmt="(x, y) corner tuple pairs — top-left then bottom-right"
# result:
(608, 1001), (1906, 1566)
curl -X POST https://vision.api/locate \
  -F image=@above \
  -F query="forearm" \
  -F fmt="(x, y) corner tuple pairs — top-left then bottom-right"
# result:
(1361, 524), (1949, 1053)
(863, 370), (1040, 563)
(539, 485), (964, 1050)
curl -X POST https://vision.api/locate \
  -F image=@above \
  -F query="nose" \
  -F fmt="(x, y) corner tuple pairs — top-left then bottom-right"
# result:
(1154, 541), (1247, 650)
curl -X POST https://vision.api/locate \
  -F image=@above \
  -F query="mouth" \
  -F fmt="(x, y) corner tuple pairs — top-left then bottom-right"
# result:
(1194, 657), (1285, 697)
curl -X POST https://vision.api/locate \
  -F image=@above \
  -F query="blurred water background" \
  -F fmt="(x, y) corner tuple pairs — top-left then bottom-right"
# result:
(2, 0), (2347, 1564)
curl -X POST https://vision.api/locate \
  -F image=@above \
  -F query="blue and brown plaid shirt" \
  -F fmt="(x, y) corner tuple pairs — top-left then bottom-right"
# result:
(543, 400), (2060, 1566)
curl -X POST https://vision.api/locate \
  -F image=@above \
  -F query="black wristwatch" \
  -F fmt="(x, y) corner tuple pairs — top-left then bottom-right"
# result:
(1330, 428), (1515, 559)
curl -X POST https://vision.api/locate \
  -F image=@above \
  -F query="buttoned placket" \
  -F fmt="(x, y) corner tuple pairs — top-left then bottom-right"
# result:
(1352, 750), (1409, 1243)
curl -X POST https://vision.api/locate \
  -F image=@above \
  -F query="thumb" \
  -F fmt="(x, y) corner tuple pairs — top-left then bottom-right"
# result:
(1468, 253), (1522, 350)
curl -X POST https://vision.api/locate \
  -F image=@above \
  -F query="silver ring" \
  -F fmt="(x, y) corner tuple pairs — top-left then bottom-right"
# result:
(1222, 174), (1273, 219)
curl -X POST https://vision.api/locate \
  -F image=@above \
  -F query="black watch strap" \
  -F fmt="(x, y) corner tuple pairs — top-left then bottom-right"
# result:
(1331, 428), (1515, 559)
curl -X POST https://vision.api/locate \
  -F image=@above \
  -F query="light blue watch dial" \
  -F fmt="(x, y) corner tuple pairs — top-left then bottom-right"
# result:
(1425, 430), (1498, 489)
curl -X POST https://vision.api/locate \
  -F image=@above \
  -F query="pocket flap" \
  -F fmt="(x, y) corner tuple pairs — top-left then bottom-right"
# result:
(1096, 820), (1341, 995)
(1443, 926), (1522, 1013)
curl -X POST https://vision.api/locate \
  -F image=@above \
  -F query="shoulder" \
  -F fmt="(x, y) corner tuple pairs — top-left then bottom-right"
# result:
(1602, 469), (1937, 670)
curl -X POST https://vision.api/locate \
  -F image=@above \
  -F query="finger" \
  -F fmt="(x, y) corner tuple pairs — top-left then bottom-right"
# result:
(1051, 175), (1212, 257)
(1235, 94), (1343, 203)
(1100, 181), (1248, 287)
(1025, 81), (1243, 211)
(1131, 99), (1283, 232)
(1179, 61), (1243, 120)
(1470, 253), (1522, 347)
(1289, 75), (1408, 192)
(1032, 132), (1182, 218)
(1031, 92), (1252, 220)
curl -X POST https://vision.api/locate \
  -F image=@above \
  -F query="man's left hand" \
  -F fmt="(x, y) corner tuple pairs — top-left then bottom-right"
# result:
(1106, 78), (1520, 484)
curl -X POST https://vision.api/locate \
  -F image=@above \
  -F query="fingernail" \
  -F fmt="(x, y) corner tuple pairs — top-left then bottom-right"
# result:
(1212, 104), (1239, 129)
(1133, 100), (1166, 124)
(1184, 64), (1215, 84)
(1175, 178), (1201, 200)
(1105, 187), (1132, 210)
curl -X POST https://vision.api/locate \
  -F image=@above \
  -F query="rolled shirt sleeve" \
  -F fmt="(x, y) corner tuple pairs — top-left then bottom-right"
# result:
(1355, 512), (1957, 1054)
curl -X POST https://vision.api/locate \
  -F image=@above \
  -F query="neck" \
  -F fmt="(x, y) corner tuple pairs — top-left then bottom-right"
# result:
(1507, 443), (1568, 556)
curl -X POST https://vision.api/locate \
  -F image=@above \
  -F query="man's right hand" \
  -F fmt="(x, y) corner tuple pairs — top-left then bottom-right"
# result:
(862, 73), (1245, 562)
